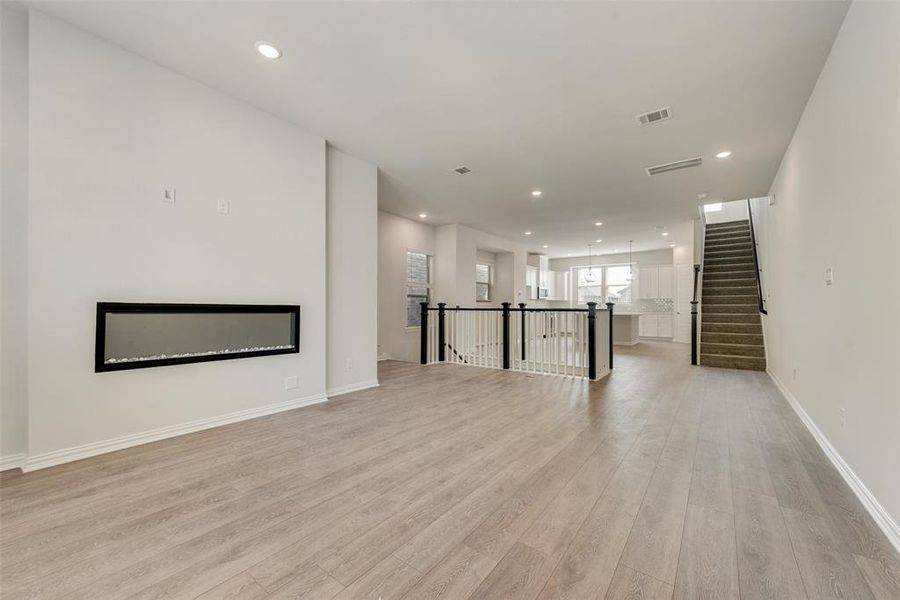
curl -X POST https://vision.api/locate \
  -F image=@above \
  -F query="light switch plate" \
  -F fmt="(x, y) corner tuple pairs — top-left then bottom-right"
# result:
(284, 376), (298, 390)
(163, 187), (176, 203)
(217, 199), (230, 215)
(825, 267), (834, 286)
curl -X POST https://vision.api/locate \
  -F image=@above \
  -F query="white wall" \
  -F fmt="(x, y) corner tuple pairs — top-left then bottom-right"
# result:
(326, 146), (378, 396)
(764, 2), (900, 529)
(436, 223), (528, 308)
(377, 211), (435, 362)
(0, 4), (29, 464)
(704, 199), (749, 224)
(549, 248), (674, 272)
(24, 11), (329, 462)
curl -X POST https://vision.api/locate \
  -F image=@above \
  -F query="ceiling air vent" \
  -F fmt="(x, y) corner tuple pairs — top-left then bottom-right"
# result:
(451, 165), (472, 175)
(645, 156), (703, 176)
(636, 106), (672, 126)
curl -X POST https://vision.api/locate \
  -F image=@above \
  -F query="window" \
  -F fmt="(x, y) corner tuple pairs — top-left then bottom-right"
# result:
(605, 265), (633, 304)
(406, 251), (432, 327)
(573, 264), (634, 305)
(575, 267), (603, 304)
(475, 263), (493, 302)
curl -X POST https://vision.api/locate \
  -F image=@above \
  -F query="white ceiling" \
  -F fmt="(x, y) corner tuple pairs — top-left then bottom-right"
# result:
(31, 1), (848, 257)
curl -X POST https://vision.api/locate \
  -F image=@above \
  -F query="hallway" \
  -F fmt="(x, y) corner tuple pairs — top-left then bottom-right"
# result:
(1, 343), (898, 599)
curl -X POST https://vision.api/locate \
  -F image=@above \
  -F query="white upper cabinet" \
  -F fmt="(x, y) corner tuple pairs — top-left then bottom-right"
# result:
(657, 265), (674, 298)
(638, 265), (674, 299)
(639, 267), (657, 299)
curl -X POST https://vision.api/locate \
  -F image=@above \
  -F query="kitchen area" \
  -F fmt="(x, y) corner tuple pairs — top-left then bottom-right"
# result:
(526, 248), (688, 346)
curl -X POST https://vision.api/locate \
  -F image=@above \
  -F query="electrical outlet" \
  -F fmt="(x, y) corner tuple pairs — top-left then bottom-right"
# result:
(284, 376), (298, 390)
(217, 199), (230, 215)
(345, 358), (354, 372)
(839, 407), (846, 428)
(163, 187), (176, 203)
(825, 267), (834, 286)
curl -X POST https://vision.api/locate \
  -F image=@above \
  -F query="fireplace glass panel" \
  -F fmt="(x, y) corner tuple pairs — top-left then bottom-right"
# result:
(96, 304), (299, 371)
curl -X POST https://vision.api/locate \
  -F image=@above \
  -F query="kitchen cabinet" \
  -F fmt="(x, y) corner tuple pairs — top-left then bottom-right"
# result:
(657, 266), (674, 298)
(639, 313), (674, 338)
(638, 265), (674, 299)
(526, 266), (539, 300)
(639, 268), (657, 299)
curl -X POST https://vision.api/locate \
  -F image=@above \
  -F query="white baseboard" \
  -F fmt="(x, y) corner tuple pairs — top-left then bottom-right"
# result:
(22, 392), (328, 473)
(768, 370), (900, 554)
(0, 453), (26, 472)
(327, 379), (379, 398)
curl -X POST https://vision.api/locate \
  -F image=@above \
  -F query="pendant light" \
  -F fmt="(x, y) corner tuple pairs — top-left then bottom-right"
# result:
(626, 240), (634, 282)
(584, 243), (596, 283)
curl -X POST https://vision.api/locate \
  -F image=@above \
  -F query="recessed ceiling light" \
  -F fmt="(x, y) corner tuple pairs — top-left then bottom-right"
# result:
(531, 190), (542, 197)
(662, 232), (669, 237)
(255, 41), (282, 59)
(595, 239), (602, 243)
(697, 192), (709, 200)
(524, 231), (532, 236)
(703, 202), (723, 213)
(594, 221), (603, 227)
(716, 150), (732, 159)
(418, 213), (427, 219)
(669, 243), (676, 248)
(542, 244), (549, 249)
(567, 253), (572, 257)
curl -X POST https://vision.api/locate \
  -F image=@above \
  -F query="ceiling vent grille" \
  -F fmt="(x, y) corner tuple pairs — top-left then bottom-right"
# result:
(636, 107), (672, 126)
(451, 165), (472, 175)
(645, 156), (704, 176)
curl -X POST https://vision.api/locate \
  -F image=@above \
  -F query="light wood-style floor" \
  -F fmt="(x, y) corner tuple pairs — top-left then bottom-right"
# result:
(2, 342), (898, 599)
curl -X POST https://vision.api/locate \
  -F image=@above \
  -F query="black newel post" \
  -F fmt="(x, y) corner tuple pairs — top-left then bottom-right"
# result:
(587, 302), (597, 380)
(690, 300), (699, 365)
(437, 302), (446, 362)
(501, 302), (511, 370)
(518, 303), (527, 361)
(605, 302), (615, 370)
(420, 302), (429, 364)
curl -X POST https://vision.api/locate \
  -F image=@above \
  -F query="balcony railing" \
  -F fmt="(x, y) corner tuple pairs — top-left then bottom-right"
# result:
(420, 302), (613, 380)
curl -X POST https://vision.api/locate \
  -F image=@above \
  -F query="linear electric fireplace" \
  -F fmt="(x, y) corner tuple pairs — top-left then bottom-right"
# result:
(95, 303), (300, 372)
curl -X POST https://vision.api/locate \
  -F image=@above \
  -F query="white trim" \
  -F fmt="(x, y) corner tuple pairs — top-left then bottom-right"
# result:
(327, 379), (379, 398)
(768, 370), (900, 554)
(22, 393), (327, 473)
(0, 453), (26, 472)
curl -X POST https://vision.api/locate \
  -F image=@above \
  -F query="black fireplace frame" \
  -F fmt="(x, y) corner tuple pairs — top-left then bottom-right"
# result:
(95, 302), (301, 373)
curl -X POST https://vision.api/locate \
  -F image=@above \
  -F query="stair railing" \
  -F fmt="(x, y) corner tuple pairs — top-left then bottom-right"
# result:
(419, 301), (612, 380)
(746, 199), (768, 315)
(691, 264), (700, 365)
(691, 205), (709, 366)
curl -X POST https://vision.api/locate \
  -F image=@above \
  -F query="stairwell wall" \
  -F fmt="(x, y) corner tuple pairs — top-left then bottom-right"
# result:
(763, 1), (900, 532)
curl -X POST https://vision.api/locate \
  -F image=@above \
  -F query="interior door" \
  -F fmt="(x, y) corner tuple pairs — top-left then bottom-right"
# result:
(675, 263), (693, 343)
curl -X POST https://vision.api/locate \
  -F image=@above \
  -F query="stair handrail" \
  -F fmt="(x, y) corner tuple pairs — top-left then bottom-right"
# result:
(691, 206), (708, 366)
(746, 199), (768, 315)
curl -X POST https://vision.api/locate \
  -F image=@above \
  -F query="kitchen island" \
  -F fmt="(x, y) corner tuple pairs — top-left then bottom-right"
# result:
(611, 312), (641, 345)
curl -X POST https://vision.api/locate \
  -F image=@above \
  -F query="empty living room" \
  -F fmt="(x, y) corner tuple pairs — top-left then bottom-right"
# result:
(2, 1), (899, 599)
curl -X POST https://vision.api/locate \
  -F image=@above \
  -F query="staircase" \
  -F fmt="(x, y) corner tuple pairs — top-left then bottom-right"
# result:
(700, 220), (766, 371)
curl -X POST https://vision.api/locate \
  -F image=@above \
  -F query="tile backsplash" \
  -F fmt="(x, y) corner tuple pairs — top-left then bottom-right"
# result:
(636, 298), (674, 313)
(532, 298), (674, 313)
